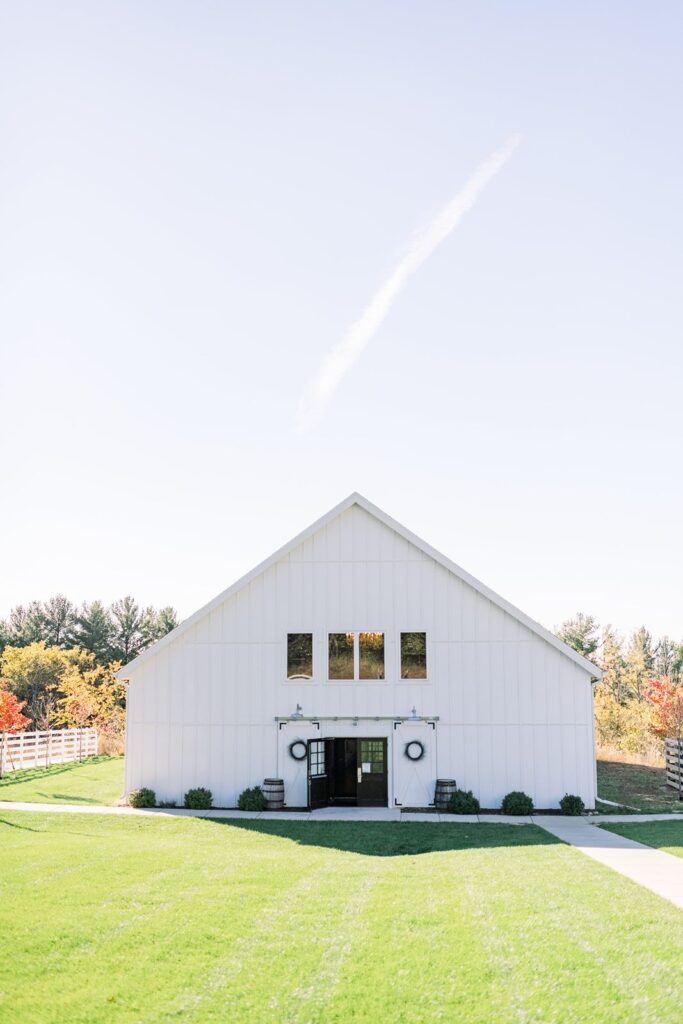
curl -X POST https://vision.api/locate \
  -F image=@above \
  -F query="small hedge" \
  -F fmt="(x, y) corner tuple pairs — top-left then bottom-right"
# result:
(501, 790), (534, 815)
(447, 788), (480, 814)
(184, 787), (213, 810)
(129, 787), (156, 808)
(238, 786), (266, 811)
(559, 793), (585, 816)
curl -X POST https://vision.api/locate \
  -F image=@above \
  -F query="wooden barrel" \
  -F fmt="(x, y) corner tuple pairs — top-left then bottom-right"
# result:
(434, 779), (457, 811)
(263, 778), (284, 810)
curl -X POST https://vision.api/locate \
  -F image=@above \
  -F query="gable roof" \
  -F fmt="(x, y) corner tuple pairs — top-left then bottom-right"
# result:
(118, 492), (602, 680)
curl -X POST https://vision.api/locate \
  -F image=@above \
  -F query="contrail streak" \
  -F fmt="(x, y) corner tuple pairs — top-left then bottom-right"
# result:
(295, 134), (521, 432)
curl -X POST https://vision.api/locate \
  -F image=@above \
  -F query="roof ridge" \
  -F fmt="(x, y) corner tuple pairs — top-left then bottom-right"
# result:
(117, 493), (602, 680)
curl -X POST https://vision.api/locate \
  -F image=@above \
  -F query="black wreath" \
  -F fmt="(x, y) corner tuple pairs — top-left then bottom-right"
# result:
(404, 740), (425, 761)
(288, 740), (308, 761)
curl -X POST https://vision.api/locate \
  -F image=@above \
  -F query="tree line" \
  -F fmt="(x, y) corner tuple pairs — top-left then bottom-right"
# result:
(0, 595), (179, 749)
(556, 613), (683, 758)
(0, 594), (179, 665)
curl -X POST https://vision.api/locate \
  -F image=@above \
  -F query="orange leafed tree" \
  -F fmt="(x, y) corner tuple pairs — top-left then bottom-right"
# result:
(646, 677), (683, 738)
(0, 683), (30, 733)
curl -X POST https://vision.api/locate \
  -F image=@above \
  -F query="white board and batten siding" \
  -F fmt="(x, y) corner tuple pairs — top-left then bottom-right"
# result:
(123, 494), (600, 809)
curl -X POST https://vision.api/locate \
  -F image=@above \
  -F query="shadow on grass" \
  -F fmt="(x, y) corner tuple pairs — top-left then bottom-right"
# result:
(0, 816), (108, 839)
(208, 819), (562, 856)
(0, 755), (116, 788)
(0, 817), (42, 833)
(47, 793), (103, 804)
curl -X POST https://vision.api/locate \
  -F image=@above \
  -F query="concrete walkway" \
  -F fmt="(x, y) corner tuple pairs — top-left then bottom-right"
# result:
(2, 800), (683, 910)
(0, 801), (534, 823)
(532, 815), (683, 910)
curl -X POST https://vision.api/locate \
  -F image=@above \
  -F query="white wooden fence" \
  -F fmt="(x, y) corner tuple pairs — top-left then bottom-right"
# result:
(665, 738), (683, 792)
(0, 728), (98, 776)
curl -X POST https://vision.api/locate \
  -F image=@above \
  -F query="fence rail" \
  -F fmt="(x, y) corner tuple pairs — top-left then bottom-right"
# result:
(0, 728), (98, 776)
(665, 738), (683, 791)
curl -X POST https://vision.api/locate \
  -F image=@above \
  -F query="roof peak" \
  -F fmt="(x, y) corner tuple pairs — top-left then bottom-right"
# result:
(117, 492), (602, 680)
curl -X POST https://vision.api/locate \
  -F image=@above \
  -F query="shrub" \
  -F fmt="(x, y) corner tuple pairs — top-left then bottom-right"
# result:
(184, 787), (213, 810)
(501, 790), (534, 815)
(559, 793), (585, 816)
(158, 800), (177, 808)
(447, 788), (480, 814)
(237, 786), (266, 811)
(129, 787), (156, 808)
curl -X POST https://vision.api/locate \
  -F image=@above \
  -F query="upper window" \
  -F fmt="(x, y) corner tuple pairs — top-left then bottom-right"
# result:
(359, 632), (385, 679)
(400, 632), (427, 678)
(328, 633), (355, 680)
(287, 633), (313, 679)
(328, 632), (385, 680)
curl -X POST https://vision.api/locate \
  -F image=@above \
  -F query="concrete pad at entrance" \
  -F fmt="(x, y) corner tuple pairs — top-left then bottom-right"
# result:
(478, 814), (533, 824)
(309, 806), (401, 821)
(437, 814), (480, 824)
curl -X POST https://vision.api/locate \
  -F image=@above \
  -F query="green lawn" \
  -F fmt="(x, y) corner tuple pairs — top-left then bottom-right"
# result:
(0, 756), (123, 805)
(2, 815), (683, 1024)
(597, 758), (683, 813)
(600, 820), (683, 860)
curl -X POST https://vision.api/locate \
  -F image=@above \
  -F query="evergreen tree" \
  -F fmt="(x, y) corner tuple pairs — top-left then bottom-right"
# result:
(600, 626), (625, 701)
(655, 636), (677, 679)
(7, 602), (46, 646)
(623, 627), (655, 701)
(75, 601), (114, 662)
(672, 643), (683, 685)
(140, 606), (179, 646)
(556, 613), (600, 659)
(109, 596), (144, 663)
(155, 606), (179, 637)
(41, 595), (77, 648)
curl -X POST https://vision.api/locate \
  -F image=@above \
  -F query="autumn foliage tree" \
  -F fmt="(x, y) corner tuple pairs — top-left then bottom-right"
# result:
(557, 615), (683, 761)
(646, 677), (683, 740)
(51, 657), (127, 754)
(0, 684), (30, 733)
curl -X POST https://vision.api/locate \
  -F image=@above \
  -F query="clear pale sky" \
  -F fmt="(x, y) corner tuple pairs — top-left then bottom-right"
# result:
(1, 2), (681, 640)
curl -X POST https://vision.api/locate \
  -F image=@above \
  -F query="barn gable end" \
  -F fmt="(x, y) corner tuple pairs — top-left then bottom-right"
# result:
(122, 495), (599, 809)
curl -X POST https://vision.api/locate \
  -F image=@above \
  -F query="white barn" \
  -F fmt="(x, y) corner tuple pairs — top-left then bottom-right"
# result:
(121, 493), (601, 810)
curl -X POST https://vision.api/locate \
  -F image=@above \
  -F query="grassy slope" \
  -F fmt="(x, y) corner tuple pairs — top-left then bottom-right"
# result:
(600, 820), (683, 860)
(0, 756), (124, 805)
(597, 758), (683, 813)
(2, 815), (683, 1024)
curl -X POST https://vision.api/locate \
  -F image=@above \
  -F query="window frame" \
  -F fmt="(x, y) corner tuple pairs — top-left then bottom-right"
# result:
(285, 632), (316, 684)
(327, 631), (387, 682)
(399, 632), (428, 681)
(308, 739), (327, 777)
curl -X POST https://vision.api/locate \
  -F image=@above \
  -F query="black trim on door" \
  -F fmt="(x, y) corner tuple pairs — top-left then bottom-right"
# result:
(307, 738), (332, 810)
(356, 738), (388, 807)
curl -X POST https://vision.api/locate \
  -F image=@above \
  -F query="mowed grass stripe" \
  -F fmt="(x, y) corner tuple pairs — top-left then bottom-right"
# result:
(321, 846), (502, 1024)
(2, 817), (329, 1020)
(179, 852), (386, 1023)
(2, 815), (683, 1024)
